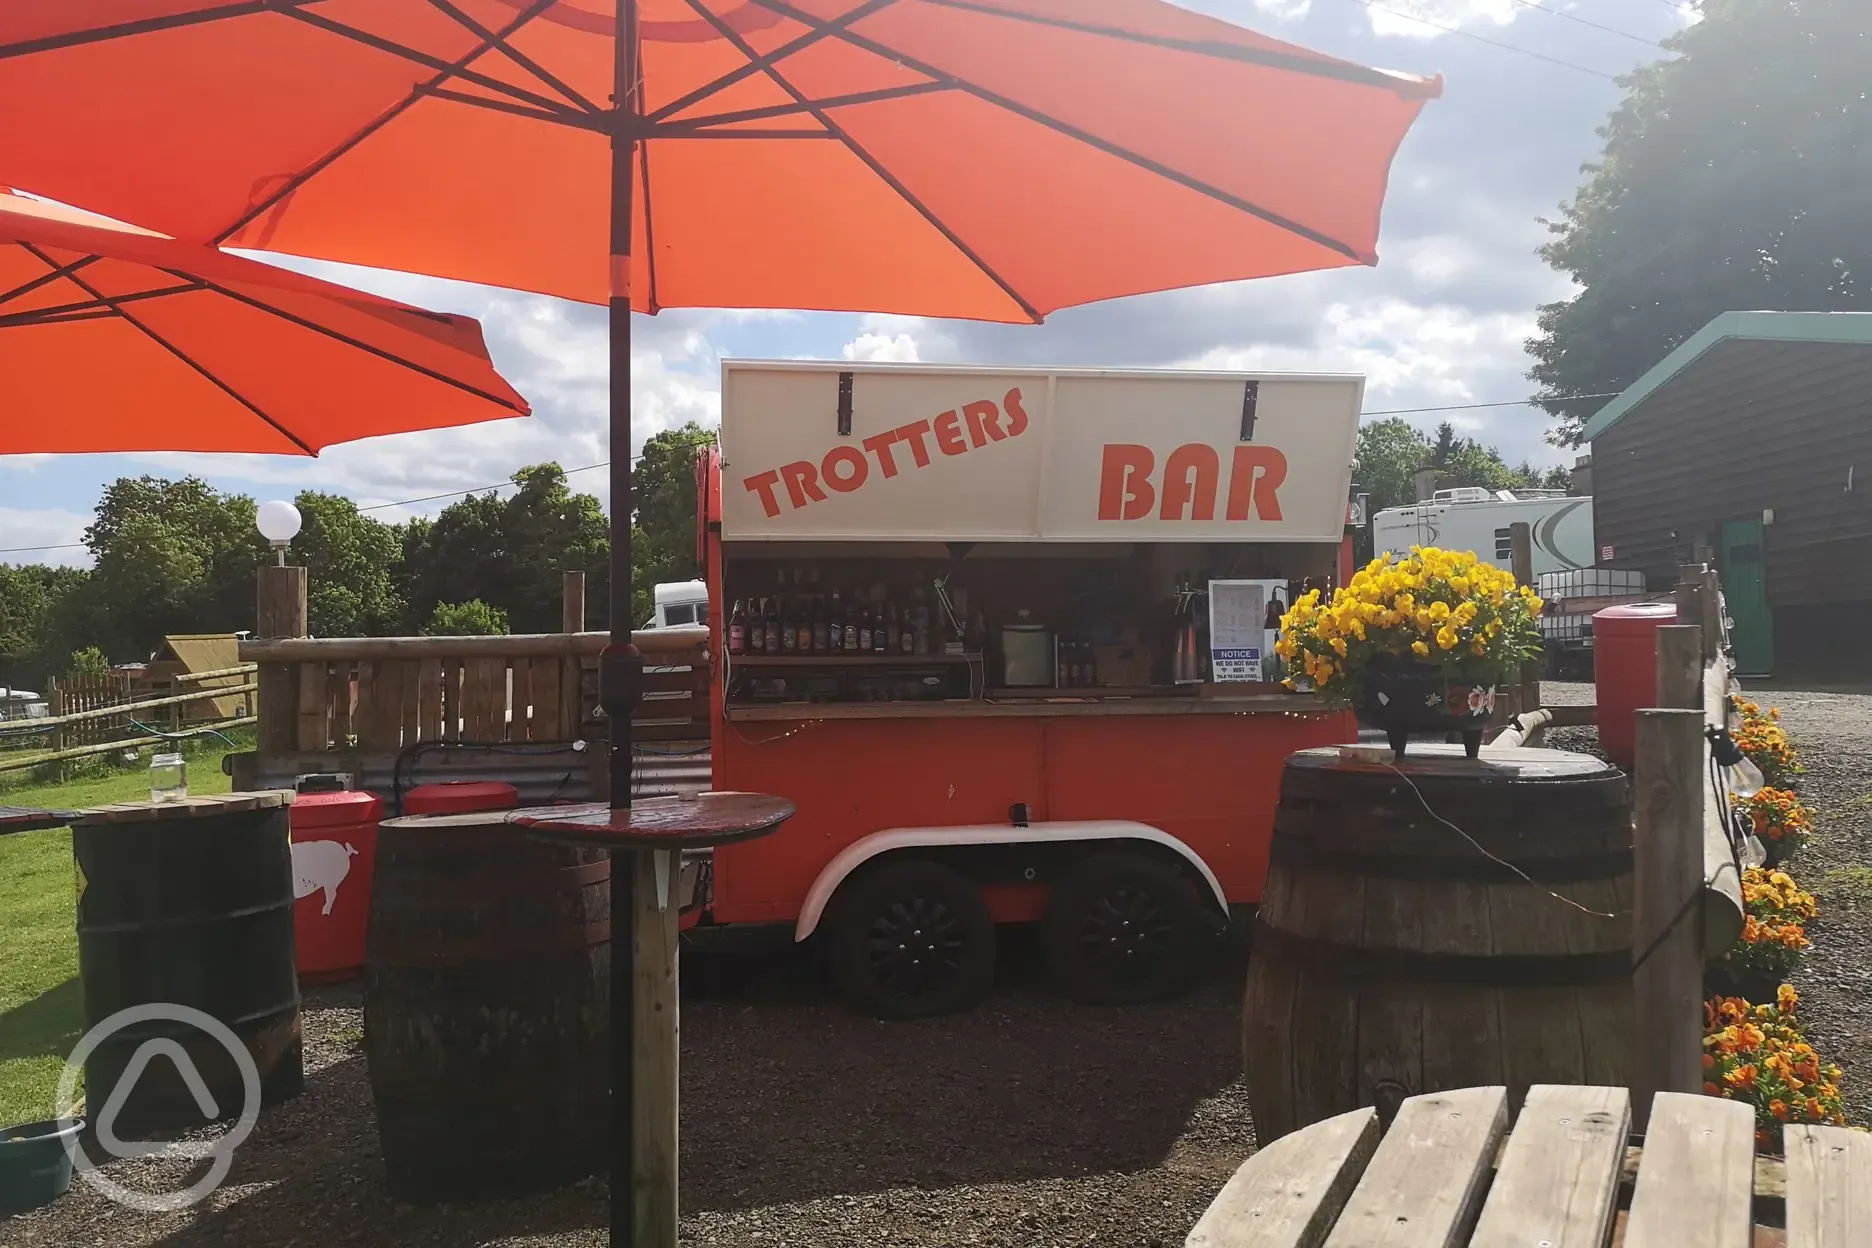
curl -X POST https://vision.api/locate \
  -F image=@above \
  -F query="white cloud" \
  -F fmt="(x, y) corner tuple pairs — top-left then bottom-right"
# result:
(0, 506), (91, 568)
(1252, 0), (1314, 18)
(1362, 0), (1522, 39)
(841, 330), (922, 363)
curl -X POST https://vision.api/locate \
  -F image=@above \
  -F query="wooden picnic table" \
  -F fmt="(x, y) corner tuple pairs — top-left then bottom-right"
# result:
(1186, 1085), (1870, 1247)
(0, 803), (80, 835)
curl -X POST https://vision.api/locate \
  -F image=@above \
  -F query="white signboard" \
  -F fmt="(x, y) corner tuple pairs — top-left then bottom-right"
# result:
(720, 363), (1362, 543)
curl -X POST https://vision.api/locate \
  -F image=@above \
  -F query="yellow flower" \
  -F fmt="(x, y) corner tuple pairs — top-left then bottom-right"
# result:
(1411, 640), (1431, 657)
(1329, 636), (1348, 656)
(1435, 626), (1459, 651)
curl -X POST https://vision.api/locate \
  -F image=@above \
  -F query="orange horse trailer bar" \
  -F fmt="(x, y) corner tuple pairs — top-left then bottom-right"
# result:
(695, 362), (1359, 1017)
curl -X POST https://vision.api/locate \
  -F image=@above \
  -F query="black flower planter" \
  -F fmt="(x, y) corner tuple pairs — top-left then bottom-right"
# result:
(1355, 656), (1500, 761)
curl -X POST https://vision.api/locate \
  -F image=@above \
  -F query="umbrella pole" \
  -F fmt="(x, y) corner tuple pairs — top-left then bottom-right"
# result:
(601, 2), (657, 1246)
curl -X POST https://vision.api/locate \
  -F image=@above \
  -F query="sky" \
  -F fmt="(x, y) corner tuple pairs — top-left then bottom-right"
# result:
(0, 0), (1699, 569)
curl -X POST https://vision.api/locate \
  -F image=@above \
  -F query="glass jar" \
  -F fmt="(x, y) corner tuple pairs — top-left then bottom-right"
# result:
(149, 751), (188, 803)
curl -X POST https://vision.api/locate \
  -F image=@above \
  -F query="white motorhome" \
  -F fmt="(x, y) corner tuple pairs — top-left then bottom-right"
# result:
(641, 579), (709, 630)
(1371, 488), (1593, 576)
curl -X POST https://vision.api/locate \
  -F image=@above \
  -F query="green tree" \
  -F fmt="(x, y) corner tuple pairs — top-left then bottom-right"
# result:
(1529, 0), (1870, 444)
(68, 645), (109, 676)
(0, 564), (87, 686)
(399, 463), (608, 634)
(293, 491), (405, 637)
(81, 476), (267, 659)
(1353, 418), (1434, 514)
(629, 423), (716, 626)
(421, 599), (509, 636)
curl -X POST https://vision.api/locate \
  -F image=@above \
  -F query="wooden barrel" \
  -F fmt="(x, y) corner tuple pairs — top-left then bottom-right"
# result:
(1243, 744), (1632, 1143)
(74, 793), (302, 1135)
(363, 811), (609, 1202)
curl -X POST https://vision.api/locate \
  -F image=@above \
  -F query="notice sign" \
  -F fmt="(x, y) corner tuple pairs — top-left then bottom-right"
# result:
(1207, 579), (1283, 683)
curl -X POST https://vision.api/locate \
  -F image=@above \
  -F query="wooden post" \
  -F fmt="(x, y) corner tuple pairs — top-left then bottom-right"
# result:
(563, 570), (587, 635)
(255, 565), (308, 758)
(1508, 522), (1541, 730)
(1673, 565), (1706, 661)
(1655, 626), (1703, 711)
(48, 682), (67, 781)
(1632, 707), (1707, 1132)
(632, 847), (680, 1245)
(563, 570), (587, 746)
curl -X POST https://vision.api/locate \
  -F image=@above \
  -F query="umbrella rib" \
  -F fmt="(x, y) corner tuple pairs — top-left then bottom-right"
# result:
(652, 81), (950, 132)
(745, 0), (1369, 265)
(0, 252), (105, 310)
(162, 268), (529, 414)
(918, 0), (1440, 98)
(214, 0), (562, 246)
(675, 0), (1043, 324)
(18, 242), (316, 455)
(0, 0), (308, 61)
(0, 281), (207, 330)
(279, 6), (582, 120)
(639, 135), (660, 314)
(424, 86), (609, 132)
(421, 0), (605, 115)
(645, 0), (903, 125)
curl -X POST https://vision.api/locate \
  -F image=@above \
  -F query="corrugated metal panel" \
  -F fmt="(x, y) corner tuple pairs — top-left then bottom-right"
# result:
(1592, 338), (1872, 607)
(231, 744), (711, 811)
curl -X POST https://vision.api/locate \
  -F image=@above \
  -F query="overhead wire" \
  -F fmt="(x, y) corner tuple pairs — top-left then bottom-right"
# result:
(1337, 0), (1622, 80)
(0, 388), (1623, 556)
(1501, 0), (1667, 49)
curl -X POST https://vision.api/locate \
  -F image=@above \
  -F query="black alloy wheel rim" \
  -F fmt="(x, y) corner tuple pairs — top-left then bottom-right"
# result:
(865, 895), (967, 1001)
(1077, 885), (1177, 986)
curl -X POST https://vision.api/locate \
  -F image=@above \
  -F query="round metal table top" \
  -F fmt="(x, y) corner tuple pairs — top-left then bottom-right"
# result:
(509, 791), (796, 850)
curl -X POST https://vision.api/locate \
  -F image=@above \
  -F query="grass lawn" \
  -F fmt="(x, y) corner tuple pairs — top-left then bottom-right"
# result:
(0, 751), (235, 1125)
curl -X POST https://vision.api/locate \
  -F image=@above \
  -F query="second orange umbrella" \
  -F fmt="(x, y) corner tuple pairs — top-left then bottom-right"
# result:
(0, 192), (528, 455)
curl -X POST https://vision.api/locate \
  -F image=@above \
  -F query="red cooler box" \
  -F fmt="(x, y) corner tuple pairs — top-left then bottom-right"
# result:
(1594, 600), (1680, 771)
(401, 781), (519, 816)
(289, 790), (383, 983)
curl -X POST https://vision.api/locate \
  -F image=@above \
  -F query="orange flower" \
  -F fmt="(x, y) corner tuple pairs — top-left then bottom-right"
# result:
(1778, 984), (1799, 1012)
(1725, 1064), (1758, 1091)
(1705, 1081), (1722, 1096)
(1770, 1100), (1791, 1122)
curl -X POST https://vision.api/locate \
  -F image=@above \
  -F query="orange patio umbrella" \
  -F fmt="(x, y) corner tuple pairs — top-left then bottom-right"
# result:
(0, 192), (528, 455)
(0, 6), (1435, 1241)
(0, 0), (1438, 784)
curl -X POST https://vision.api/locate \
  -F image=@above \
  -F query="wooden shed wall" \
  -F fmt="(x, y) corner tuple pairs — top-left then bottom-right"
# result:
(1591, 339), (1872, 608)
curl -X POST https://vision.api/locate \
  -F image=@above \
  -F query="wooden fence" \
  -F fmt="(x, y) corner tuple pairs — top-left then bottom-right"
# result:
(237, 627), (710, 759)
(0, 665), (259, 775)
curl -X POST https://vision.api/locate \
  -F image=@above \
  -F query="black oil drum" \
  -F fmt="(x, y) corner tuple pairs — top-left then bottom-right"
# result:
(73, 792), (302, 1135)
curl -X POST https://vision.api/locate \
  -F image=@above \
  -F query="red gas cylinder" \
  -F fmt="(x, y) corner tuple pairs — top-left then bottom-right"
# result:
(401, 781), (520, 816)
(1593, 600), (1681, 770)
(289, 789), (383, 983)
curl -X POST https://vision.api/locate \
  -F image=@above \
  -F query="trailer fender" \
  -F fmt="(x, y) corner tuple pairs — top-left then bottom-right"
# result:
(793, 820), (1228, 942)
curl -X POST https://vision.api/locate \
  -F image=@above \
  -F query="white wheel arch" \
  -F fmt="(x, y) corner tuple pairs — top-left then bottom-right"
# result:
(792, 820), (1229, 941)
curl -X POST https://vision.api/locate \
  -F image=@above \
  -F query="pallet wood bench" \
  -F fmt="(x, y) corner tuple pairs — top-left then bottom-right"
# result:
(1186, 1085), (1870, 1247)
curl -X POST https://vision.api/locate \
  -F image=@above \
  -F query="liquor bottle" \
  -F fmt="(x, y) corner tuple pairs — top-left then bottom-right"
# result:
(858, 606), (874, 654)
(762, 597), (780, 656)
(885, 603), (902, 654)
(1083, 641), (1099, 688)
(728, 599), (747, 656)
(910, 588), (930, 655)
(813, 593), (830, 653)
(780, 593), (797, 654)
(829, 589), (844, 653)
(748, 598), (766, 654)
(842, 594), (859, 653)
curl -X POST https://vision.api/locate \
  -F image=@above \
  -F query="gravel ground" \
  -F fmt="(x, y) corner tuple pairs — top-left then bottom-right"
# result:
(8, 681), (1865, 1247)
(3, 932), (1254, 1248)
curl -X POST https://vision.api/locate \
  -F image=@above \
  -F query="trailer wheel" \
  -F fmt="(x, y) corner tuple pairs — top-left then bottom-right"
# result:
(1041, 851), (1205, 1006)
(825, 859), (996, 1019)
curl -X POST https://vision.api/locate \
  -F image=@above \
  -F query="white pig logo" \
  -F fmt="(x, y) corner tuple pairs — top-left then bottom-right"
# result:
(291, 841), (358, 916)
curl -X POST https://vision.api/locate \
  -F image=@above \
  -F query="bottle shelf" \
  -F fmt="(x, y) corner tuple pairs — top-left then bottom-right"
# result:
(729, 653), (980, 667)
